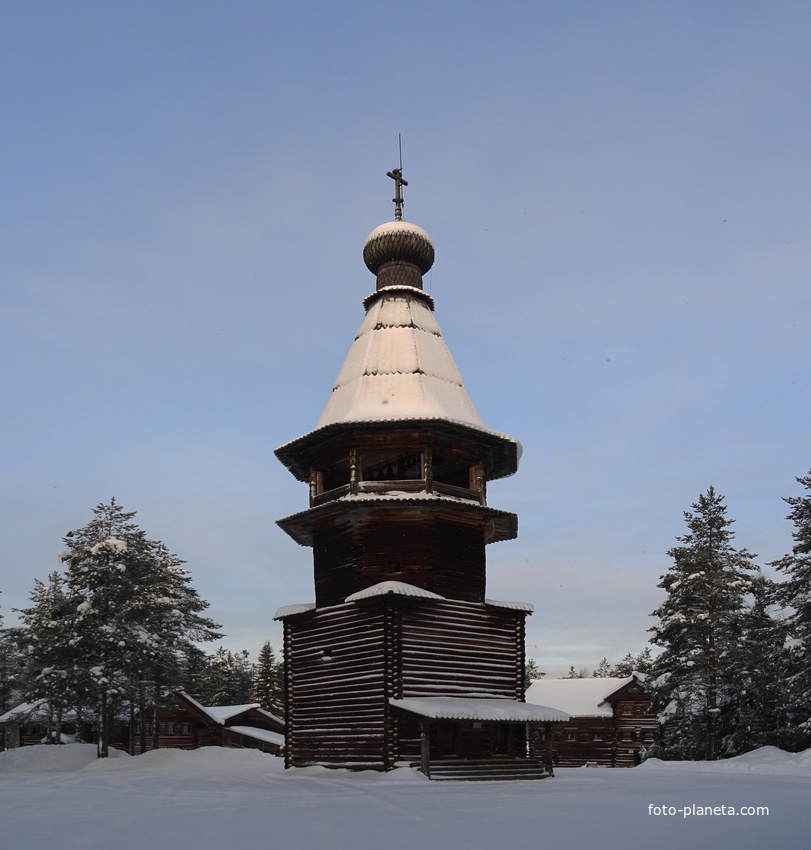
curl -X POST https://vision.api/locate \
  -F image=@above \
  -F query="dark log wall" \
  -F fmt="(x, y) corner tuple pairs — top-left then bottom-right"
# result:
(528, 694), (657, 767)
(612, 698), (658, 767)
(354, 513), (436, 594)
(312, 519), (356, 607)
(431, 522), (486, 602)
(284, 597), (527, 769)
(400, 599), (524, 700)
(533, 719), (615, 767)
(312, 512), (487, 607)
(285, 603), (390, 769)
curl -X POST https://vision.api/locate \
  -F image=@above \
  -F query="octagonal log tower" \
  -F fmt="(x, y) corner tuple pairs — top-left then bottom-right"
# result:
(274, 174), (566, 776)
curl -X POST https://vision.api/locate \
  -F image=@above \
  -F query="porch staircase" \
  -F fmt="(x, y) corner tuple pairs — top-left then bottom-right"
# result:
(414, 757), (552, 781)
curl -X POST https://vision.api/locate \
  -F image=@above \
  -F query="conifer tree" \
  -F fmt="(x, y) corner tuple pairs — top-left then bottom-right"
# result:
(0, 596), (7, 713)
(202, 647), (253, 705)
(611, 648), (654, 677)
(649, 487), (757, 760)
(723, 570), (787, 754)
(57, 499), (221, 756)
(524, 657), (543, 689)
(15, 573), (87, 743)
(252, 641), (284, 715)
(0, 594), (21, 717)
(178, 645), (212, 699)
(592, 658), (612, 678)
(771, 469), (811, 749)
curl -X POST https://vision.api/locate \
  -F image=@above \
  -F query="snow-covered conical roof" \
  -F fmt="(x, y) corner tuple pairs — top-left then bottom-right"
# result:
(315, 284), (486, 430)
(275, 216), (521, 482)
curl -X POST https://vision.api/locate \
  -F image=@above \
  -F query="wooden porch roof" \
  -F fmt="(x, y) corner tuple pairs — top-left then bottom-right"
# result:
(390, 697), (569, 724)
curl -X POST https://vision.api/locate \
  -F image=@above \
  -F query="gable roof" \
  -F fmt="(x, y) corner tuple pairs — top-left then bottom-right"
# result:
(0, 701), (48, 724)
(174, 691), (283, 728)
(524, 676), (646, 718)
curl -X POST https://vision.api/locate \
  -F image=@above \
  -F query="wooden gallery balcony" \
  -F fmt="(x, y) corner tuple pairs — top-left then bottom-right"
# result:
(308, 450), (488, 508)
(310, 478), (484, 507)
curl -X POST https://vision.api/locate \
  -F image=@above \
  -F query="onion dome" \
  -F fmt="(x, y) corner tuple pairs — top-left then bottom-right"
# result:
(363, 220), (435, 290)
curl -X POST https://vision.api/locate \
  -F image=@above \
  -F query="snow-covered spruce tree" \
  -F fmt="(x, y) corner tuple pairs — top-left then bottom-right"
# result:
(178, 644), (211, 698)
(771, 469), (811, 749)
(252, 641), (284, 715)
(0, 593), (22, 717)
(592, 658), (612, 678)
(200, 647), (253, 705)
(722, 570), (788, 754)
(611, 648), (654, 678)
(0, 595), (8, 714)
(59, 499), (221, 757)
(15, 573), (90, 743)
(524, 657), (543, 689)
(648, 487), (757, 760)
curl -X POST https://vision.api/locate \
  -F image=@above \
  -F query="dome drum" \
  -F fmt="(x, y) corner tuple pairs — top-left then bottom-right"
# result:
(373, 260), (424, 290)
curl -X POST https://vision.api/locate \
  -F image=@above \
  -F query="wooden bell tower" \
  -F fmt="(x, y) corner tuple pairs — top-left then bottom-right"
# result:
(274, 172), (564, 776)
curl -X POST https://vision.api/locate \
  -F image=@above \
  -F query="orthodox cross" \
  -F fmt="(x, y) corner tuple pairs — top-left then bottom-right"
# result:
(386, 168), (408, 221)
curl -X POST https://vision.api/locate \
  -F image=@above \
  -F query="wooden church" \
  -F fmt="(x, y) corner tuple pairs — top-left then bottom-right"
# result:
(274, 171), (566, 779)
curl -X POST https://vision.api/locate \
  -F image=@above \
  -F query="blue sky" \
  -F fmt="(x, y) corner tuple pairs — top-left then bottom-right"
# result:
(2, 1), (809, 676)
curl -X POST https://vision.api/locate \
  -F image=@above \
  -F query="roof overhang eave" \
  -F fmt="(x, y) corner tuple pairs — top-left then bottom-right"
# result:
(275, 418), (521, 483)
(276, 498), (518, 547)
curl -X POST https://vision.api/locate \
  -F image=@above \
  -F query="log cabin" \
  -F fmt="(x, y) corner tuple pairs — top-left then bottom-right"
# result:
(0, 693), (284, 756)
(0, 700), (95, 749)
(273, 171), (567, 780)
(169, 691), (284, 754)
(525, 675), (656, 766)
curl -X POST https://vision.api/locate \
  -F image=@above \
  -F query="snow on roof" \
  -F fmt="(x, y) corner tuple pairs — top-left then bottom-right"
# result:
(254, 707), (285, 726)
(202, 704), (261, 724)
(390, 697), (569, 723)
(364, 219), (435, 248)
(0, 701), (47, 724)
(345, 581), (445, 602)
(315, 289), (488, 431)
(341, 490), (478, 504)
(484, 598), (534, 613)
(273, 603), (316, 620)
(524, 677), (637, 717)
(0, 701), (97, 725)
(176, 692), (260, 725)
(225, 726), (285, 748)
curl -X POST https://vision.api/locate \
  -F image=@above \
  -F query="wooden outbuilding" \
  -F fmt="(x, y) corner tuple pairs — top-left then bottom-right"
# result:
(274, 172), (566, 779)
(171, 691), (284, 754)
(0, 701), (95, 749)
(0, 693), (284, 756)
(525, 675), (656, 767)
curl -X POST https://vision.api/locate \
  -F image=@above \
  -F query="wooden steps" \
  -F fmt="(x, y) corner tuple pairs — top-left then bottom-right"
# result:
(414, 757), (552, 781)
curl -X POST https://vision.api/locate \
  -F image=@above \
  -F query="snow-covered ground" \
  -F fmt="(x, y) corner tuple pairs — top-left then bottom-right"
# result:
(2, 745), (809, 850)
